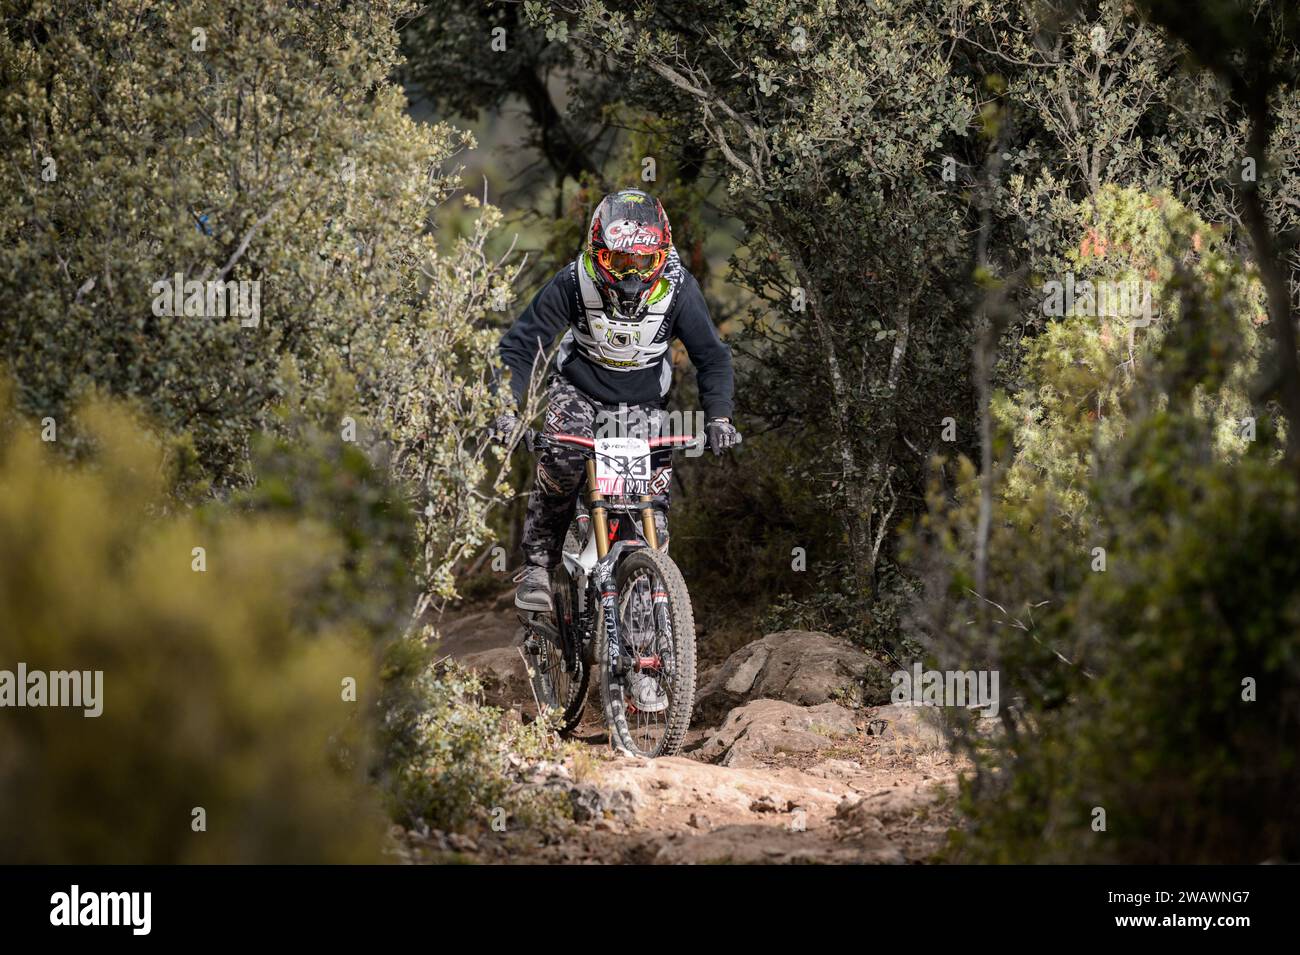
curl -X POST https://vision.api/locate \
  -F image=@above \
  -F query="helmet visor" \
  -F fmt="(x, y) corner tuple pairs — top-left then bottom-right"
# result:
(597, 248), (666, 279)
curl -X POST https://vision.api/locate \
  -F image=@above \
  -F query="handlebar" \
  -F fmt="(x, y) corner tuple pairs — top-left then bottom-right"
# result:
(526, 430), (704, 453)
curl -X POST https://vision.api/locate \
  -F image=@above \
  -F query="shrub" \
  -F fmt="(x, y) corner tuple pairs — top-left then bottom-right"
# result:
(909, 187), (1300, 862)
(0, 0), (480, 490)
(0, 379), (569, 858)
(0, 385), (387, 862)
(233, 374), (567, 836)
(384, 661), (567, 833)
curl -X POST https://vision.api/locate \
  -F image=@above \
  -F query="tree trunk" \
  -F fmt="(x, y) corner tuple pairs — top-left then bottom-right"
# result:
(784, 236), (877, 599)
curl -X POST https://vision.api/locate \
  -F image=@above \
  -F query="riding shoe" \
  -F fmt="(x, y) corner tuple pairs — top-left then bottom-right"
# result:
(513, 564), (552, 612)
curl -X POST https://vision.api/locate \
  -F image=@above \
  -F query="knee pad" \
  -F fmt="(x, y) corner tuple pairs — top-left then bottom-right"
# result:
(535, 461), (566, 496)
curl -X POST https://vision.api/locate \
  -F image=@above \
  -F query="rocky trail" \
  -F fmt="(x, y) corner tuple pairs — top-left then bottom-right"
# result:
(397, 589), (964, 864)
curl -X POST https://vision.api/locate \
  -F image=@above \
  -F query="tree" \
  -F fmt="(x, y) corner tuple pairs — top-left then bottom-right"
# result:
(0, 0), (496, 491)
(403, 0), (610, 188)
(1139, 0), (1300, 467)
(0, 0), (530, 614)
(908, 188), (1298, 862)
(535, 0), (979, 620)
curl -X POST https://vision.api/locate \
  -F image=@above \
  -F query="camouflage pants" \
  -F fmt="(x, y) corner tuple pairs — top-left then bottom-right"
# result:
(522, 374), (671, 569)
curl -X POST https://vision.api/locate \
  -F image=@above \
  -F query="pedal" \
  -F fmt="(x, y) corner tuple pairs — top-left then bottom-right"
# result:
(530, 616), (560, 644)
(516, 608), (553, 628)
(517, 610), (560, 649)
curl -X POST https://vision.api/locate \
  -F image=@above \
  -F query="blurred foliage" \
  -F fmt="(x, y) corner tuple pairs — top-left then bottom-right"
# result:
(908, 189), (1299, 862)
(237, 364), (418, 644)
(995, 187), (1266, 533)
(235, 370), (567, 833)
(0, 379), (567, 858)
(384, 661), (567, 832)
(0, 382), (386, 862)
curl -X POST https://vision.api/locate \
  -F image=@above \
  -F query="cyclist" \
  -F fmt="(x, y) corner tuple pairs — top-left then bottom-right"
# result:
(497, 189), (741, 621)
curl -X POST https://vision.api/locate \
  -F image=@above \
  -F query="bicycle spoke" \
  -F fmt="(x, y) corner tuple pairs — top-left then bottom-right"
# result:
(615, 565), (677, 753)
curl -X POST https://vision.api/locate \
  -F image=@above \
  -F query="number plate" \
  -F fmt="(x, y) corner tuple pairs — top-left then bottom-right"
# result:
(594, 437), (651, 496)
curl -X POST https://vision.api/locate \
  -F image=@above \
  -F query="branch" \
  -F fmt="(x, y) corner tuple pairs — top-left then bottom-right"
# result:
(212, 202), (280, 283)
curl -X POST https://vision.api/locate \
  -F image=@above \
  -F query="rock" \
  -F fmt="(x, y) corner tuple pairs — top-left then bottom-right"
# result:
(688, 812), (712, 830)
(749, 794), (780, 813)
(569, 784), (637, 824)
(834, 782), (941, 828)
(597, 756), (851, 819)
(864, 703), (947, 750)
(458, 646), (529, 709)
(811, 758), (863, 775)
(515, 757), (571, 785)
(640, 824), (906, 865)
(445, 833), (479, 853)
(694, 630), (889, 725)
(696, 663), (721, 692)
(694, 699), (859, 768)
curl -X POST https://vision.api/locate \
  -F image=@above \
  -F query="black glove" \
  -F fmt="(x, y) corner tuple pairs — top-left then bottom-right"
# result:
(705, 417), (742, 455)
(491, 411), (523, 446)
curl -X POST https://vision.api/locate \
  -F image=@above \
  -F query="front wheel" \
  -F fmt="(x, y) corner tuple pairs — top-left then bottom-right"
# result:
(598, 547), (696, 757)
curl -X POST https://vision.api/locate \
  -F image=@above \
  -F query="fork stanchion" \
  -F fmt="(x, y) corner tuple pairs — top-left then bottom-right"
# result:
(638, 495), (659, 548)
(585, 458), (611, 559)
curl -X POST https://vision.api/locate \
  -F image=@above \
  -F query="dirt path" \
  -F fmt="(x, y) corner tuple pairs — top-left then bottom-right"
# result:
(406, 593), (963, 864)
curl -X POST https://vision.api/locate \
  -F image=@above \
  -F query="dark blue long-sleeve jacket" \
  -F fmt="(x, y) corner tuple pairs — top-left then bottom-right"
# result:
(499, 254), (734, 421)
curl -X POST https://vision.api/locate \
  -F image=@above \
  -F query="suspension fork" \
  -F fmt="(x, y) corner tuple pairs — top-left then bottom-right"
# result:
(635, 485), (666, 643)
(586, 459), (621, 675)
(638, 496), (666, 666)
(585, 459), (610, 559)
(639, 494), (659, 549)
(582, 460), (660, 552)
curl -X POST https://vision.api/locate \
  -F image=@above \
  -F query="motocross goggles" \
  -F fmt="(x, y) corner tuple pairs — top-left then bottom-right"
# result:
(595, 247), (667, 280)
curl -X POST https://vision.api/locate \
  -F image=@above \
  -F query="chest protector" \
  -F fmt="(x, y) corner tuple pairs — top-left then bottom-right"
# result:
(562, 253), (676, 373)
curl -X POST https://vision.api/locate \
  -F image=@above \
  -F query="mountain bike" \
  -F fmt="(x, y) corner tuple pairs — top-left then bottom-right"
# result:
(519, 430), (700, 757)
